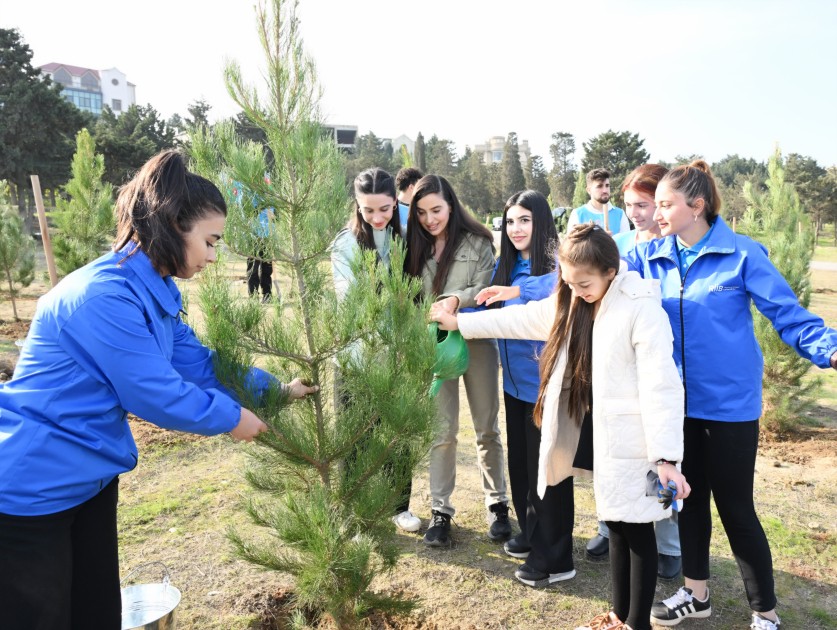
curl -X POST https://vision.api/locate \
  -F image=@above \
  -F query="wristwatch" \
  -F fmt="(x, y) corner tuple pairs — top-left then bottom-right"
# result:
(656, 459), (676, 466)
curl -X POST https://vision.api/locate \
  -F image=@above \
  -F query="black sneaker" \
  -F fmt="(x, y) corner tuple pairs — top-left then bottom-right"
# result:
(503, 534), (531, 559)
(487, 502), (512, 541)
(650, 587), (712, 626)
(423, 510), (452, 547)
(657, 553), (682, 580)
(585, 533), (609, 561)
(514, 562), (576, 588)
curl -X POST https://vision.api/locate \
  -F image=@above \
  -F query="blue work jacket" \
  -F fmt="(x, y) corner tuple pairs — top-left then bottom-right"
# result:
(624, 216), (837, 421)
(491, 255), (557, 403)
(0, 244), (270, 516)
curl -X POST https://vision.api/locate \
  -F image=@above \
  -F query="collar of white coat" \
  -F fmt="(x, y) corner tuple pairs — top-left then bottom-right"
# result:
(597, 261), (661, 318)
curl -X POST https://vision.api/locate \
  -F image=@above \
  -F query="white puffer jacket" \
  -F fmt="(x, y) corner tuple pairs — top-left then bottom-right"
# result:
(458, 263), (684, 523)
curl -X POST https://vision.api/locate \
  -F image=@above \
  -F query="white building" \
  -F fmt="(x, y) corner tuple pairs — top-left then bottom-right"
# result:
(474, 135), (531, 167)
(39, 62), (136, 116)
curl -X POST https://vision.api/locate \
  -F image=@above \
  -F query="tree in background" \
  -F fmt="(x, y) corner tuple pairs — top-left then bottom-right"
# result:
(425, 134), (457, 179)
(185, 98), (212, 131)
(343, 131), (396, 178)
(739, 149), (819, 434)
(94, 104), (177, 186)
(784, 153), (834, 235)
(710, 154), (768, 222)
(0, 182), (35, 320)
(189, 0), (437, 626)
(48, 129), (115, 276)
(500, 132), (526, 200)
(548, 131), (577, 206)
(456, 147), (492, 218)
(580, 129), (649, 207)
(414, 132), (426, 172)
(0, 28), (88, 220)
(487, 162), (505, 215)
(524, 155), (550, 198)
(571, 169), (588, 209)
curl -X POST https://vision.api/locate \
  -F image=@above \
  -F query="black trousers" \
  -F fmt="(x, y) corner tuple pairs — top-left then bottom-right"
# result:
(246, 257), (273, 297)
(607, 520), (657, 630)
(679, 418), (776, 612)
(505, 393), (575, 573)
(0, 477), (121, 629)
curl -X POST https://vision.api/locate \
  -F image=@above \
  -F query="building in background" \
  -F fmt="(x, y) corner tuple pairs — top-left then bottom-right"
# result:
(39, 63), (136, 117)
(474, 135), (531, 167)
(383, 134), (415, 157)
(322, 124), (358, 152)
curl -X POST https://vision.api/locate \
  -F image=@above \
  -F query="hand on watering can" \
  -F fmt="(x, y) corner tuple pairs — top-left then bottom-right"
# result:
(430, 302), (459, 331)
(230, 407), (269, 442)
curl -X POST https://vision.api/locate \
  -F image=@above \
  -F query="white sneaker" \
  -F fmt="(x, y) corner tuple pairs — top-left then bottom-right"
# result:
(392, 510), (421, 532)
(750, 613), (781, 629)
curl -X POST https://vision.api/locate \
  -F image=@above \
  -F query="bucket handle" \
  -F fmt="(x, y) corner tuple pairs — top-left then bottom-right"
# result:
(120, 561), (172, 587)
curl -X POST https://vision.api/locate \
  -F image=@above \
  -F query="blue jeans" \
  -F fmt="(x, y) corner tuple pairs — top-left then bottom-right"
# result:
(598, 512), (681, 556)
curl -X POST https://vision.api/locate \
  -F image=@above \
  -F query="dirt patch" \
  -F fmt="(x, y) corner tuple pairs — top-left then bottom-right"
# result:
(129, 414), (211, 448)
(0, 318), (31, 339)
(761, 422), (837, 464)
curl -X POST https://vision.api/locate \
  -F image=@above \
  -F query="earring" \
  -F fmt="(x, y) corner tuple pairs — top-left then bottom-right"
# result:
(693, 214), (698, 223)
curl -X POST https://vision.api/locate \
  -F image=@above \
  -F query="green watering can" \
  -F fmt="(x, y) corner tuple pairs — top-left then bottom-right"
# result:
(428, 322), (470, 397)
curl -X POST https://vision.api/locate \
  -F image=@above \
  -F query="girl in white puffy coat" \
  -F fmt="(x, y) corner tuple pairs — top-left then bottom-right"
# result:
(431, 223), (690, 630)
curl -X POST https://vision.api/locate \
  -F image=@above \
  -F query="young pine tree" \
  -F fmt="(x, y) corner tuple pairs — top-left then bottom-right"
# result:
(0, 182), (35, 320)
(49, 129), (115, 276)
(739, 149), (820, 434)
(572, 169), (588, 210)
(189, 1), (437, 627)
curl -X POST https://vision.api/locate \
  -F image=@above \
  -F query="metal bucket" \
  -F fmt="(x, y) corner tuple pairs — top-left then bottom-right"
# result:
(121, 562), (181, 630)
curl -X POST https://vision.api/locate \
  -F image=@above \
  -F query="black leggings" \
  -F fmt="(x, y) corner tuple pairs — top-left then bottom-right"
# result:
(606, 520), (657, 630)
(679, 418), (776, 612)
(504, 393), (575, 573)
(0, 477), (121, 629)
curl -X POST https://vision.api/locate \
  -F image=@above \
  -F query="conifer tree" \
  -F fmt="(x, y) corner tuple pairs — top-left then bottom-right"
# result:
(739, 149), (820, 434)
(572, 169), (588, 209)
(49, 129), (115, 276)
(189, 1), (437, 626)
(524, 155), (550, 198)
(0, 181), (35, 320)
(501, 132), (526, 199)
(414, 131), (426, 172)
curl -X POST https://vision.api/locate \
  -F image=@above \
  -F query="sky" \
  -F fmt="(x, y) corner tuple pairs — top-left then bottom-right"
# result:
(4, 0), (837, 168)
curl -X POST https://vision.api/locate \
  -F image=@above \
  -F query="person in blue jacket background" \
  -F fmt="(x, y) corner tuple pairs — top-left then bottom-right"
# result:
(471, 190), (565, 587)
(0, 150), (317, 629)
(624, 160), (837, 630)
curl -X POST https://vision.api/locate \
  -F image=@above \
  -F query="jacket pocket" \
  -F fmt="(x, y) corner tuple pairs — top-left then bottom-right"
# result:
(602, 398), (645, 460)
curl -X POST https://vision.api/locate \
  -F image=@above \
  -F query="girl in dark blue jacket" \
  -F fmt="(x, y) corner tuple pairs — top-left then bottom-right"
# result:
(0, 151), (316, 628)
(474, 190), (565, 587)
(626, 160), (837, 630)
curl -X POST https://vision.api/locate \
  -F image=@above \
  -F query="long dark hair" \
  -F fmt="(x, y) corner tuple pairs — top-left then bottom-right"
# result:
(533, 223), (619, 428)
(349, 167), (402, 250)
(489, 190), (558, 309)
(404, 175), (494, 296)
(113, 150), (226, 275)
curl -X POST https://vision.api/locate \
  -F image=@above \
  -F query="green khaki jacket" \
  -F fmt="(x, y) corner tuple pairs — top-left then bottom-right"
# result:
(421, 233), (496, 308)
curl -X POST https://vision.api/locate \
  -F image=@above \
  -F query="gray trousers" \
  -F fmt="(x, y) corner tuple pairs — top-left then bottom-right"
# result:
(430, 339), (508, 516)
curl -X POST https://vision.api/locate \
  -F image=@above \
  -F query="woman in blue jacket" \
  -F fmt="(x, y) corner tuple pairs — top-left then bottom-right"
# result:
(0, 151), (316, 629)
(473, 191), (564, 586)
(625, 160), (837, 630)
